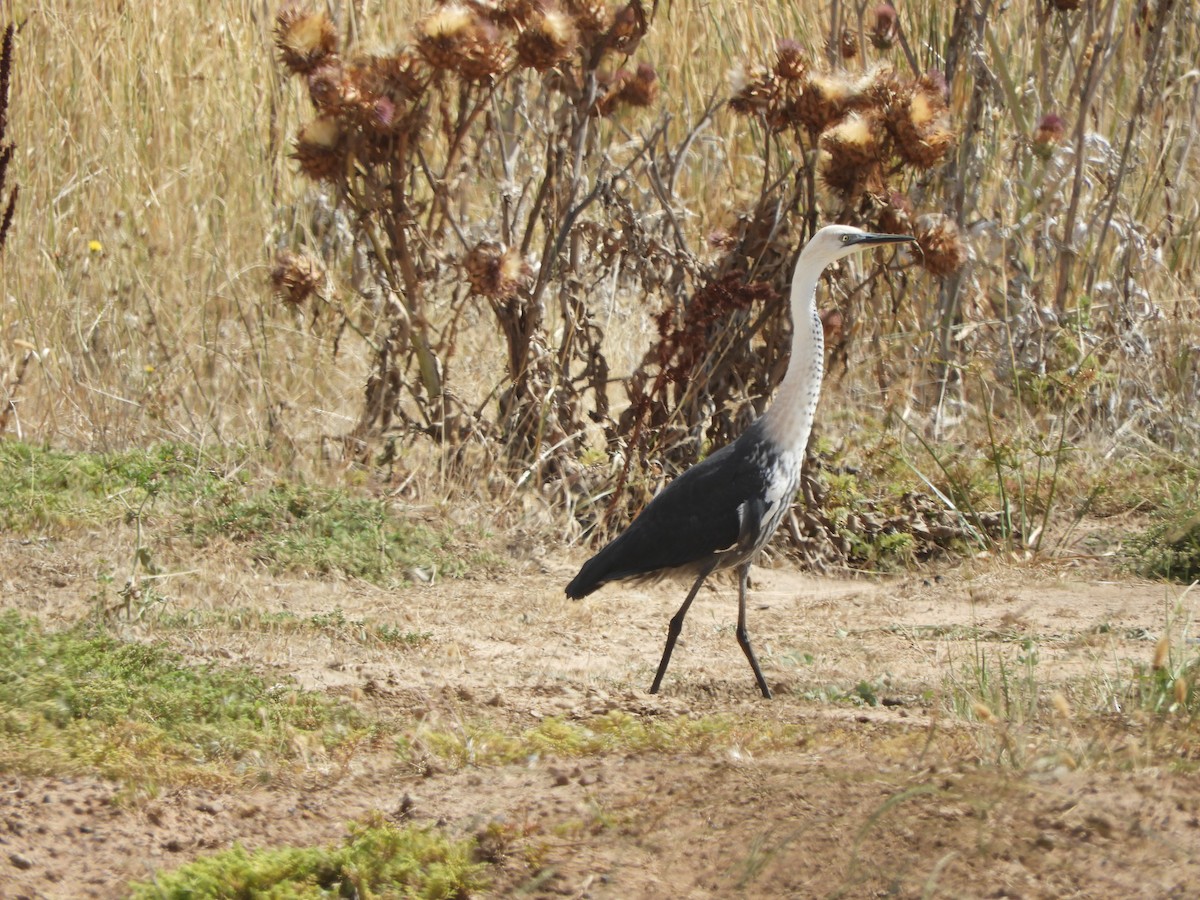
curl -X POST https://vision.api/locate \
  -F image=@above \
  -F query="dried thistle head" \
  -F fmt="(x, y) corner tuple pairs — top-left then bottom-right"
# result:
(914, 213), (966, 276)
(417, 4), (511, 80)
(271, 251), (325, 306)
(292, 116), (344, 181)
(567, 0), (612, 36)
(728, 65), (778, 116)
(830, 28), (858, 60)
(787, 72), (854, 133)
(616, 62), (659, 107)
(886, 75), (955, 169)
(607, 0), (648, 54)
(819, 112), (886, 196)
(877, 191), (913, 235)
(305, 62), (355, 115)
(1032, 112), (1066, 158)
(516, 5), (579, 71)
(358, 49), (427, 102)
(465, 241), (530, 299)
(774, 39), (806, 81)
(872, 3), (898, 49)
(275, 6), (338, 75)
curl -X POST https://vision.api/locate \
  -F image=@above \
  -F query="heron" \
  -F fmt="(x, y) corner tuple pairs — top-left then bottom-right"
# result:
(565, 225), (915, 699)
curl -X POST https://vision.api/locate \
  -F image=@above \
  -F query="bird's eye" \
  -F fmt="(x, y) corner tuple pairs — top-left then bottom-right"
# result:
(841, 234), (851, 243)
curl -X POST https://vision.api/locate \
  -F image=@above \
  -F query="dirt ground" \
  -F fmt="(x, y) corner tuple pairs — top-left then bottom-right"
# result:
(2, 533), (1200, 898)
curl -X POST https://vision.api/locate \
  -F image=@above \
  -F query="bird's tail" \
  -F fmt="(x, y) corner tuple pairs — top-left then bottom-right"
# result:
(564, 554), (609, 599)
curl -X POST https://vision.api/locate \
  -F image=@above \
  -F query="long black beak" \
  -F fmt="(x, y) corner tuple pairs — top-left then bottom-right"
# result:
(852, 232), (916, 246)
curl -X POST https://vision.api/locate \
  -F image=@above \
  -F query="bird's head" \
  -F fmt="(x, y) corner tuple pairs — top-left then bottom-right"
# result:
(800, 224), (914, 269)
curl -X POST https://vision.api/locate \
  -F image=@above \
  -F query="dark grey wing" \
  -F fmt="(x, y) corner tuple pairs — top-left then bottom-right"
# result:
(565, 437), (773, 598)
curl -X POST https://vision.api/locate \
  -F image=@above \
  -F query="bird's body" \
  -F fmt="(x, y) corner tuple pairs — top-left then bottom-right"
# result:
(566, 225), (913, 698)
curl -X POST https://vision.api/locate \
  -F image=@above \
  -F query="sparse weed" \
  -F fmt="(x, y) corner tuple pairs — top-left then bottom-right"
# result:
(401, 710), (808, 769)
(129, 814), (488, 899)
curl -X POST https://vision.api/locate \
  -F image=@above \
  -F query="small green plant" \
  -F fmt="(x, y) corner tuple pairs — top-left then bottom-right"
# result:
(130, 815), (488, 899)
(0, 612), (364, 786)
(184, 482), (469, 584)
(1127, 510), (1200, 584)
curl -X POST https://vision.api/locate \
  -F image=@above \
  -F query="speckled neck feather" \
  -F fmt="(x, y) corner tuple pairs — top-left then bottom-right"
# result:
(759, 247), (825, 454)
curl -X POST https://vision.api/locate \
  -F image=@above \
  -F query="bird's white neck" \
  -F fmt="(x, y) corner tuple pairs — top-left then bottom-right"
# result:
(759, 252), (825, 454)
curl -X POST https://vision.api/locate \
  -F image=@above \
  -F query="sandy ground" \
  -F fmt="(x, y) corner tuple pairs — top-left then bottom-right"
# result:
(2, 533), (1199, 898)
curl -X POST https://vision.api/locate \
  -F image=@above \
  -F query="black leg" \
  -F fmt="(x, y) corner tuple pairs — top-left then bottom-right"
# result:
(650, 563), (715, 694)
(735, 562), (772, 699)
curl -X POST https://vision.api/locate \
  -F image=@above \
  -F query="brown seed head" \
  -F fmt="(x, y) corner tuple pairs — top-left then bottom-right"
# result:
(271, 251), (325, 306)
(616, 62), (659, 107)
(465, 241), (530, 299)
(275, 7), (338, 75)
(877, 191), (913, 235)
(568, 0), (612, 35)
(1153, 634), (1170, 671)
(821, 112), (884, 171)
(832, 28), (858, 60)
(728, 66), (779, 117)
(774, 39), (807, 81)
(914, 213), (966, 276)
(306, 62), (348, 113)
(517, 5), (579, 70)
(358, 50), (427, 102)
(819, 142), (882, 198)
(1032, 112), (1066, 158)
(872, 3), (898, 49)
(418, 5), (511, 80)
(971, 701), (996, 723)
(1173, 677), (1188, 707)
(607, 1), (648, 54)
(293, 117), (344, 181)
(786, 72), (854, 133)
(886, 78), (955, 169)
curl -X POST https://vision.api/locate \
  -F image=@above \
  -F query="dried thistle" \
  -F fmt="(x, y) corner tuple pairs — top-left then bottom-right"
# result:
(516, 5), (579, 71)
(417, 4), (511, 80)
(914, 213), (966, 276)
(830, 28), (858, 60)
(292, 116), (344, 182)
(773, 39), (806, 81)
(275, 6), (338, 75)
(872, 3), (899, 50)
(877, 191), (913, 235)
(306, 62), (350, 114)
(1032, 113), (1066, 158)
(886, 77), (955, 169)
(465, 241), (530, 299)
(615, 62), (659, 107)
(819, 112), (885, 196)
(787, 71), (862, 133)
(728, 65), (778, 116)
(607, 0), (648, 54)
(271, 251), (325, 306)
(357, 49), (427, 102)
(567, 0), (612, 36)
